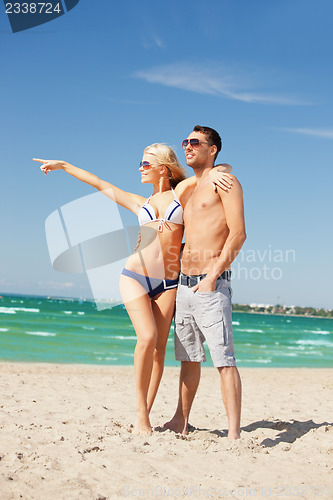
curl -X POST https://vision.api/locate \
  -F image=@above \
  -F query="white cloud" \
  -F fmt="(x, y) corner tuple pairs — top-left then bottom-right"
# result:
(141, 34), (165, 49)
(152, 36), (164, 49)
(279, 128), (333, 139)
(134, 62), (309, 105)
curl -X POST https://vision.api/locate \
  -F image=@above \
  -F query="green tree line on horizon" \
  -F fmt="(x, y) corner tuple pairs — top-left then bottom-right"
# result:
(233, 304), (333, 318)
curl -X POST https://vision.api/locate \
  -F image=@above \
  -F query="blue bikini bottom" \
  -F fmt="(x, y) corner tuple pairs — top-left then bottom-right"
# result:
(121, 268), (178, 299)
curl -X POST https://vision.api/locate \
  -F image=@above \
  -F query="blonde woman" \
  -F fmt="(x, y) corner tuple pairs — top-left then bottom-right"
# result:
(34, 144), (232, 434)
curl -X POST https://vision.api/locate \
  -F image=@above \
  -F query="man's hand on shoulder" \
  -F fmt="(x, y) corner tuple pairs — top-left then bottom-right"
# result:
(215, 174), (242, 197)
(209, 165), (233, 193)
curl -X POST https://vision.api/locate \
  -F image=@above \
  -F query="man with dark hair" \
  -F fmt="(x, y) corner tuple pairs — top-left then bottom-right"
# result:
(165, 125), (246, 440)
(193, 125), (222, 160)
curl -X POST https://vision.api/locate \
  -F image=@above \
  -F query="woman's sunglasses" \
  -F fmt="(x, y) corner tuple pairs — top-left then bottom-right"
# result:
(182, 138), (209, 149)
(139, 161), (153, 170)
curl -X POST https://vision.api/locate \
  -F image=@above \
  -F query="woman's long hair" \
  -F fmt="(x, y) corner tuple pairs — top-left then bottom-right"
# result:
(144, 143), (187, 188)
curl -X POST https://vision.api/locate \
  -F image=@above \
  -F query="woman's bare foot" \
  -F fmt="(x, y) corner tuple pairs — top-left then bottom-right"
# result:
(227, 431), (241, 441)
(134, 410), (153, 435)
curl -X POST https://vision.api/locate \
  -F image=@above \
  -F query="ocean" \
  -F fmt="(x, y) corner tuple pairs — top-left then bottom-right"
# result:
(0, 294), (332, 367)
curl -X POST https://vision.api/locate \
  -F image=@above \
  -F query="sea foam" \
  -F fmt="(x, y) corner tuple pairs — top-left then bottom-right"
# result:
(236, 328), (264, 333)
(303, 329), (331, 335)
(0, 307), (40, 314)
(26, 331), (56, 337)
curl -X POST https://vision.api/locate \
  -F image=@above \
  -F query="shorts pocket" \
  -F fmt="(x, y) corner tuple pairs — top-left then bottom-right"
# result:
(175, 318), (189, 337)
(175, 318), (186, 330)
(198, 293), (223, 328)
(202, 315), (222, 328)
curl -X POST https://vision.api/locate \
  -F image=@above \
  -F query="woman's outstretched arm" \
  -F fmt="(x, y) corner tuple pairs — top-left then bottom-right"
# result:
(33, 158), (146, 215)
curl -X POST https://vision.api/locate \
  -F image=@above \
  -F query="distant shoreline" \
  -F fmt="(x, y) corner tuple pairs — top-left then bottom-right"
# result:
(1, 292), (332, 319)
(232, 309), (332, 320)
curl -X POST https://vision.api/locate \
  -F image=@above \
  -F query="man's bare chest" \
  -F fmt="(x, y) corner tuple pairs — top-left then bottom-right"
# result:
(184, 186), (223, 221)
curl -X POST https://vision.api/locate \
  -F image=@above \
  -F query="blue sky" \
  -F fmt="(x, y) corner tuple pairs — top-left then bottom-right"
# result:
(1, 0), (332, 308)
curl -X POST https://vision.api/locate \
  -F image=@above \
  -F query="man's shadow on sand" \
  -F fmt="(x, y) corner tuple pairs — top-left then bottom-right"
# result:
(240, 419), (332, 447)
(156, 420), (332, 447)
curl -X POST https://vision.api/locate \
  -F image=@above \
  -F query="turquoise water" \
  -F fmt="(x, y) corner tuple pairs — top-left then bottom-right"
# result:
(0, 294), (332, 367)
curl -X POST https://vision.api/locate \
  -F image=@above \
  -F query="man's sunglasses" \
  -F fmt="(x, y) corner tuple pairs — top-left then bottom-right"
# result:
(182, 138), (210, 149)
(139, 161), (153, 170)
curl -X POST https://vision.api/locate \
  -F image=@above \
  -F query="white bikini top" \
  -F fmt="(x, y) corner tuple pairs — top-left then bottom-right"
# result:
(138, 189), (183, 231)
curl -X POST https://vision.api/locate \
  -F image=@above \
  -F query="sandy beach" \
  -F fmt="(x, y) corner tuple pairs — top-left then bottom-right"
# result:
(0, 363), (332, 499)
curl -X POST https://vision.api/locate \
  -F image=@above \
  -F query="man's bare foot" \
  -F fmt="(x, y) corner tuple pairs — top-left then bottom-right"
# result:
(134, 410), (152, 436)
(163, 415), (188, 435)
